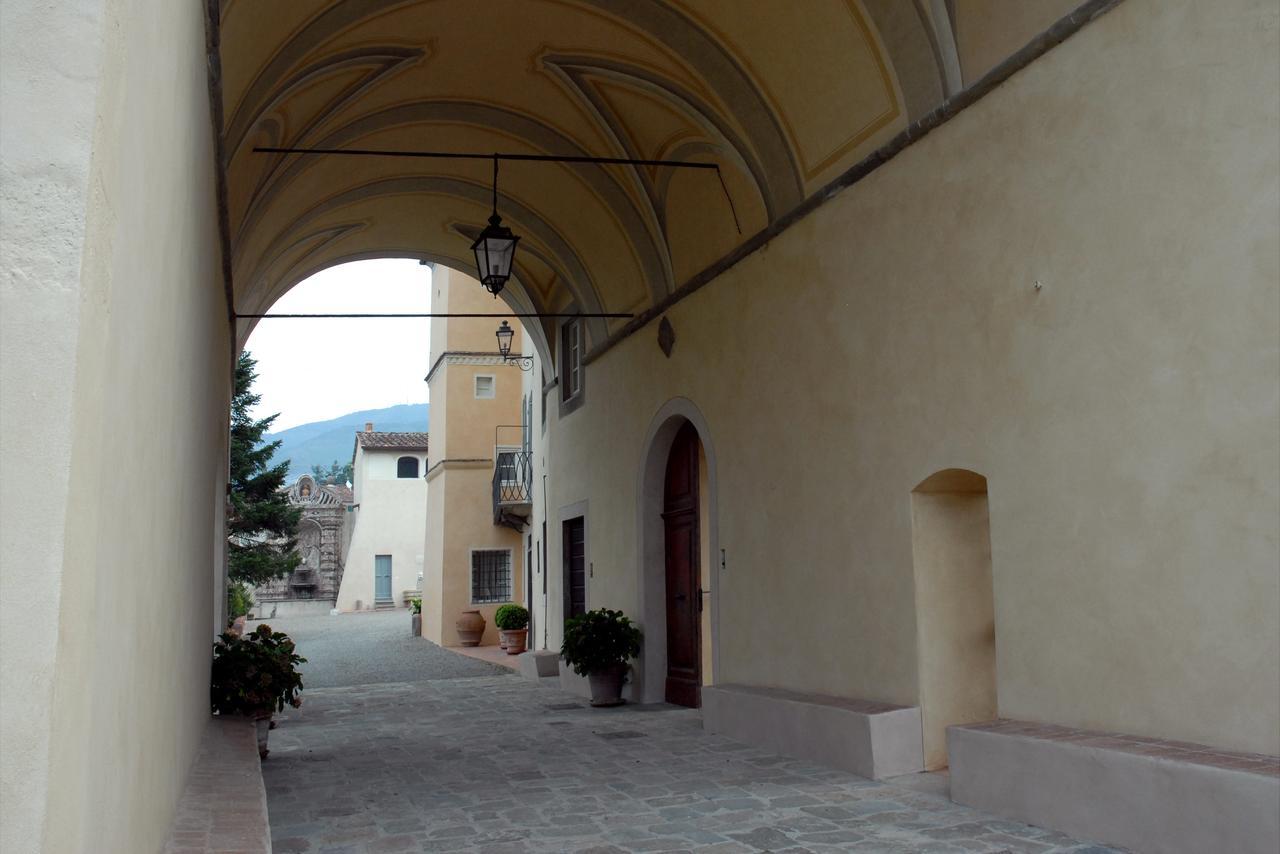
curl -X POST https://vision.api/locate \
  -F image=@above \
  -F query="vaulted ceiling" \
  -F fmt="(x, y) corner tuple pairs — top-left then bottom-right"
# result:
(217, 0), (1080, 351)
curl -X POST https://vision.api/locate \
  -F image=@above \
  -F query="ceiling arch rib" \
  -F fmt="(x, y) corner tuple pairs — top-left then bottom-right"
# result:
(243, 174), (611, 343)
(541, 53), (775, 226)
(232, 100), (674, 308)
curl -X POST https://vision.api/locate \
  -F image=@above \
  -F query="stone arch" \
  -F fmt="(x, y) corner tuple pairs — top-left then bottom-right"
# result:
(635, 397), (720, 705)
(910, 467), (997, 769)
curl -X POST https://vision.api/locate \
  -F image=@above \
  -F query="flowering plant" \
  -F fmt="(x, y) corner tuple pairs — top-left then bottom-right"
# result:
(210, 624), (306, 717)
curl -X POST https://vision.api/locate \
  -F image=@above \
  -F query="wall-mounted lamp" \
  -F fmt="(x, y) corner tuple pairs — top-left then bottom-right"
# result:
(495, 320), (533, 371)
(471, 155), (520, 297)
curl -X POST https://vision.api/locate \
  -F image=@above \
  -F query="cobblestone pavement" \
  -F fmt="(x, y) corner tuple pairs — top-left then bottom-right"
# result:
(263, 676), (1122, 853)
(248, 610), (507, 688)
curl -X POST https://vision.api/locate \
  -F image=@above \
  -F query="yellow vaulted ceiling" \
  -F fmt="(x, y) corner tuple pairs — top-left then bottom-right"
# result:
(217, 0), (1077, 350)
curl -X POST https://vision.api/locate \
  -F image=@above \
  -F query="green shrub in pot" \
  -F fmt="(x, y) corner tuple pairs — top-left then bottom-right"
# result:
(494, 604), (529, 630)
(561, 608), (642, 706)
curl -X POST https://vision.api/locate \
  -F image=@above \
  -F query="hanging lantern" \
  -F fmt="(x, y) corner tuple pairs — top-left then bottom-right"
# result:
(471, 213), (519, 297)
(471, 154), (520, 297)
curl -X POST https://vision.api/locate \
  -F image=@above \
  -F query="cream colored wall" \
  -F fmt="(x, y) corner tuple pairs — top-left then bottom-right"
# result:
(365, 451), (426, 480)
(339, 450), (427, 610)
(541, 0), (1279, 754)
(1, 0), (230, 851)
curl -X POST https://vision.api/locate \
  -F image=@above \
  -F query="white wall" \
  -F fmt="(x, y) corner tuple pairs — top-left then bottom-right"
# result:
(1, 0), (230, 851)
(340, 449), (427, 609)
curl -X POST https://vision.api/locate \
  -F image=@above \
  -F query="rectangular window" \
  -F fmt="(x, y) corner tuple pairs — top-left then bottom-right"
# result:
(563, 516), (586, 619)
(471, 549), (512, 604)
(561, 320), (581, 401)
(475, 374), (495, 399)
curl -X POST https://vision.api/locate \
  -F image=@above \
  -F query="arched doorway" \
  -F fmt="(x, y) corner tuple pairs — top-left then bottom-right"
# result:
(663, 421), (702, 707)
(910, 468), (997, 770)
(637, 399), (719, 706)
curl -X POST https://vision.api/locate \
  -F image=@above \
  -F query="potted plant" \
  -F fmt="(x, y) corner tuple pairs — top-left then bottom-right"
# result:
(495, 604), (529, 655)
(210, 624), (306, 758)
(410, 597), (422, 637)
(561, 608), (642, 707)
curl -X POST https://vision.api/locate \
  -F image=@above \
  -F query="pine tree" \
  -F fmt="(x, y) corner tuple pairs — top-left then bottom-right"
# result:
(228, 352), (302, 586)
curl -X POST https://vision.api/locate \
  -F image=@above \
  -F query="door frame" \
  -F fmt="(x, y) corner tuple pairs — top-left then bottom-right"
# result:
(635, 398), (720, 705)
(556, 499), (589, 636)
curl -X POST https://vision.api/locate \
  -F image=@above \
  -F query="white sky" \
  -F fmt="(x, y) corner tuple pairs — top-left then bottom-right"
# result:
(245, 258), (432, 431)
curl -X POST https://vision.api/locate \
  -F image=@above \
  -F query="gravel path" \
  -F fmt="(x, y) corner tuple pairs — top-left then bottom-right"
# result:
(248, 609), (509, 689)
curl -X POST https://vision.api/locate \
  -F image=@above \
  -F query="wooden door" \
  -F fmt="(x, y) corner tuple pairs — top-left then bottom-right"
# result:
(563, 517), (586, 620)
(663, 422), (701, 707)
(374, 554), (392, 602)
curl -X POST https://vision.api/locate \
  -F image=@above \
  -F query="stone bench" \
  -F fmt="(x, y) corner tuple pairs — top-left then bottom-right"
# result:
(702, 684), (924, 779)
(949, 719), (1280, 854)
(163, 716), (272, 854)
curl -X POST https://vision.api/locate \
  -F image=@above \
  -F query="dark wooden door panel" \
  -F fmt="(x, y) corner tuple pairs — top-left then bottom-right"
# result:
(563, 516), (586, 620)
(663, 422), (701, 708)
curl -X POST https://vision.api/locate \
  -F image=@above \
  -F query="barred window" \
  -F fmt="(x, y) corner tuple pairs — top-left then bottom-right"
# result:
(471, 549), (512, 604)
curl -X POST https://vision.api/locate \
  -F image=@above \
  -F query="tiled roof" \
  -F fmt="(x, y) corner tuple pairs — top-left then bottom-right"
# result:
(355, 431), (429, 451)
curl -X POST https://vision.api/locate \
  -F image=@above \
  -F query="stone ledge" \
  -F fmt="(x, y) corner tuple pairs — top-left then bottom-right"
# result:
(950, 720), (1280, 854)
(516, 650), (560, 680)
(163, 716), (271, 854)
(702, 684), (923, 779)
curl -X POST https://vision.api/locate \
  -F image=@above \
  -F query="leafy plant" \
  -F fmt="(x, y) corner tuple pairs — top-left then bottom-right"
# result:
(227, 581), (255, 620)
(210, 624), (306, 717)
(410, 597), (422, 615)
(494, 603), (529, 630)
(560, 608), (641, 676)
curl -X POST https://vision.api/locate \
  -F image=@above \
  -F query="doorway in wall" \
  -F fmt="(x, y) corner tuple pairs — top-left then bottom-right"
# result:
(374, 554), (393, 605)
(663, 422), (702, 708)
(910, 469), (997, 770)
(563, 517), (586, 620)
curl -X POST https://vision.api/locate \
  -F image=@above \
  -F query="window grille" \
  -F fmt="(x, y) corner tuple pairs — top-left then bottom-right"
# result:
(471, 549), (512, 604)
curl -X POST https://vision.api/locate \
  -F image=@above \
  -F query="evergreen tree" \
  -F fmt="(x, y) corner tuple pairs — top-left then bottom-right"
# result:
(228, 352), (302, 586)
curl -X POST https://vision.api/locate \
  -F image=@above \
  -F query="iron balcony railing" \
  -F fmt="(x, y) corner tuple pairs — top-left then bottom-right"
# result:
(492, 449), (533, 525)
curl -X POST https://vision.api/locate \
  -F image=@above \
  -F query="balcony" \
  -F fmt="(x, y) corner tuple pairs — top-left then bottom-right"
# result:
(493, 449), (533, 529)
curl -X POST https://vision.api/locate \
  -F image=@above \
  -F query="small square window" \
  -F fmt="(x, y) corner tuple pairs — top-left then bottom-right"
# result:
(471, 549), (512, 604)
(475, 374), (495, 399)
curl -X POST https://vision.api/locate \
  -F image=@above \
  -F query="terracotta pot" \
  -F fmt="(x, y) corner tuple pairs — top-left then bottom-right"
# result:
(498, 630), (508, 650)
(228, 616), (247, 638)
(503, 628), (528, 655)
(410, 613), (422, 637)
(455, 610), (485, 646)
(587, 662), (628, 707)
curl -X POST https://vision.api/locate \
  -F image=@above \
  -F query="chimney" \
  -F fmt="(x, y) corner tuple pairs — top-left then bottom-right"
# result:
(364, 422), (374, 432)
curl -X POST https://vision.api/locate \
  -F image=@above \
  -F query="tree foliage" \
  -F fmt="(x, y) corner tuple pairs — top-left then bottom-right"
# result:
(311, 459), (353, 485)
(228, 352), (302, 586)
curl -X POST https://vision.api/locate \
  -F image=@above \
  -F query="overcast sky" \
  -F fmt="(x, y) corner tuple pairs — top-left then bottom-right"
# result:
(245, 258), (433, 431)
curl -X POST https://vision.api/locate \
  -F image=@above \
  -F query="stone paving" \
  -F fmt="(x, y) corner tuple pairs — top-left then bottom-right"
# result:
(262, 675), (1124, 853)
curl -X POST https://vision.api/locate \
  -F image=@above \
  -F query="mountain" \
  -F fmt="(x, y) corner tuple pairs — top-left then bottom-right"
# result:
(265, 403), (429, 479)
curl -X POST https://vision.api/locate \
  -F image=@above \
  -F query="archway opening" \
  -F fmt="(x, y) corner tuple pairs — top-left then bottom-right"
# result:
(910, 468), (997, 770)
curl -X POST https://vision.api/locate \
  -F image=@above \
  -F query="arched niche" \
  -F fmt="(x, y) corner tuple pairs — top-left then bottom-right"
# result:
(910, 467), (997, 769)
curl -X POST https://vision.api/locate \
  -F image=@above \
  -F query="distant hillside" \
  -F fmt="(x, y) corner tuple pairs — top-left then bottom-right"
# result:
(265, 403), (429, 479)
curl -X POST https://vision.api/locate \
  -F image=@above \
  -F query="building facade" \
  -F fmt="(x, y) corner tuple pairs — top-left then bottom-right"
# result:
(420, 267), (529, 647)
(252, 475), (352, 617)
(337, 427), (429, 611)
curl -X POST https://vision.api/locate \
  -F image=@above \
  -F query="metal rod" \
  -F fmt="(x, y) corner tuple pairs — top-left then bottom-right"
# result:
(253, 145), (719, 170)
(235, 312), (634, 319)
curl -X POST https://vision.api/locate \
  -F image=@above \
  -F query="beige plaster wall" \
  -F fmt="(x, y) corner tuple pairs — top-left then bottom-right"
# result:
(340, 451), (427, 610)
(541, 0), (1279, 754)
(2, 0), (230, 850)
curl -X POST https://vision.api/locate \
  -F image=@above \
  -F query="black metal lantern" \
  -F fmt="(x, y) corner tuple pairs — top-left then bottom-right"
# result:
(471, 155), (520, 296)
(495, 320), (533, 370)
